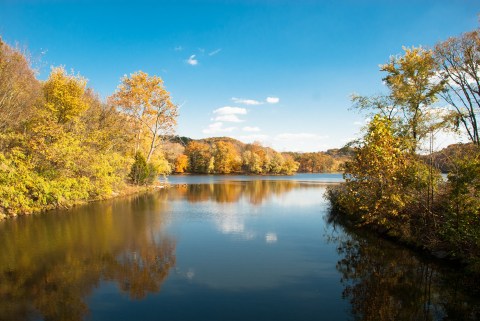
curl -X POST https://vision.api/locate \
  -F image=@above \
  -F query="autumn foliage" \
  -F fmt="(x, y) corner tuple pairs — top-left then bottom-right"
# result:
(328, 29), (480, 270)
(0, 39), (176, 218)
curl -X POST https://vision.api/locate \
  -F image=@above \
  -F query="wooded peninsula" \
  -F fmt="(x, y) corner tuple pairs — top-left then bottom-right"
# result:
(328, 27), (480, 272)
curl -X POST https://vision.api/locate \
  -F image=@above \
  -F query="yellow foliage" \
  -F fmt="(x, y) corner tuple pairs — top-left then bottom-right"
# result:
(174, 154), (189, 173)
(43, 67), (89, 124)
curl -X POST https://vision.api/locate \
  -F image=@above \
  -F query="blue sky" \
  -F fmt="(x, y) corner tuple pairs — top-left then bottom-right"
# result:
(0, 0), (478, 151)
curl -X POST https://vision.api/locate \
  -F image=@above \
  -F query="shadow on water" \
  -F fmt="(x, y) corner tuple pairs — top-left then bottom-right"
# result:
(326, 214), (480, 321)
(0, 193), (176, 321)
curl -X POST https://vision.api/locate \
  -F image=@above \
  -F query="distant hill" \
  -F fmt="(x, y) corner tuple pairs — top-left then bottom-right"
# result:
(423, 143), (478, 173)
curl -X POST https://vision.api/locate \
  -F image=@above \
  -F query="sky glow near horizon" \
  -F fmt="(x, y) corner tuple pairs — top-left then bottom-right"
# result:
(0, 0), (478, 152)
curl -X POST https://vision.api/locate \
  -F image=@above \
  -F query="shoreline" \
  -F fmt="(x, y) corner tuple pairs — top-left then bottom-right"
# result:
(327, 201), (480, 275)
(1, 173), (342, 220)
(0, 182), (171, 221)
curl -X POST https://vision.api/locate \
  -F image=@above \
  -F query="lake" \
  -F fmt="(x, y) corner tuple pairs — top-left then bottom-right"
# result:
(0, 174), (479, 321)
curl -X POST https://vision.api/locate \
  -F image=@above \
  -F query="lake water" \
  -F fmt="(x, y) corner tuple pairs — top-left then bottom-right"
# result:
(0, 174), (479, 321)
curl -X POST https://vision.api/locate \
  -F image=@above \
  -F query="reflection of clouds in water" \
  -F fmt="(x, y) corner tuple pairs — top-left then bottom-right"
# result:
(265, 232), (277, 244)
(175, 267), (196, 280)
(272, 188), (326, 208)
(217, 214), (244, 234)
(212, 205), (256, 240)
(186, 268), (195, 280)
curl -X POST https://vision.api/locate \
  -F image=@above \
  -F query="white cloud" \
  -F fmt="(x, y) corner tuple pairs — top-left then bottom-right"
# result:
(214, 114), (244, 123)
(232, 97), (263, 105)
(242, 126), (260, 132)
(213, 106), (247, 115)
(186, 55), (198, 66)
(202, 122), (237, 134)
(210, 106), (247, 124)
(209, 48), (222, 56)
(266, 97), (280, 104)
(174, 46), (183, 51)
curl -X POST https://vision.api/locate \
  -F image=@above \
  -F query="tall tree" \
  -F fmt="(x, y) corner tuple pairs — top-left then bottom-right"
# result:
(435, 29), (480, 145)
(0, 38), (41, 133)
(381, 47), (445, 151)
(110, 71), (178, 161)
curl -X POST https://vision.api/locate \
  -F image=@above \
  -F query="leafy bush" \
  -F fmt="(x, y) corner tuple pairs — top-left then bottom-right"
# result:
(440, 152), (480, 259)
(129, 152), (150, 185)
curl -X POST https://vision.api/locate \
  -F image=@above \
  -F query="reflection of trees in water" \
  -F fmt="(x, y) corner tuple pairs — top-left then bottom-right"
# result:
(175, 180), (303, 205)
(0, 193), (176, 321)
(327, 222), (480, 321)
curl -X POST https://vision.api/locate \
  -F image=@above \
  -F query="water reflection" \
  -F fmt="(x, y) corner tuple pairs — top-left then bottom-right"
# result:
(0, 193), (175, 321)
(327, 219), (480, 321)
(171, 180), (305, 205)
(0, 178), (479, 321)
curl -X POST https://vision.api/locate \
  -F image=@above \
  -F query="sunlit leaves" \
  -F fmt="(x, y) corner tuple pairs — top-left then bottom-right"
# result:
(43, 67), (88, 124)
(110, 71), (178, 162)
(0, 38), (41, 132)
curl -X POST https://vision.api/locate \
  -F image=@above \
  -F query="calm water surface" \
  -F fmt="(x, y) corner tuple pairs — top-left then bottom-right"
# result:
(0, 174), (479, 321)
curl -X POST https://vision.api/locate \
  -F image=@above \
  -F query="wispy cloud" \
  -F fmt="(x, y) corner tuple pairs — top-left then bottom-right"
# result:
(209, 48), (222, 56)
(210, 106), (247, 124)
(266, 97), (280, 104)
(214, 114), (245, 123)
(232, 97), (262, 105)
(202, 122), (237, 134)
(213, 106), (247, 115)
(174, 46), (183, 51)
(242, 126), (260, 132)
(231, 96), (280, 105)
(186, 55), (198, 66)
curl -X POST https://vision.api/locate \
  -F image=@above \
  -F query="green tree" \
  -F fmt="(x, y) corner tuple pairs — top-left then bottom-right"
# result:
(442, 151), (480, 260)
(129, 152), (150, 185)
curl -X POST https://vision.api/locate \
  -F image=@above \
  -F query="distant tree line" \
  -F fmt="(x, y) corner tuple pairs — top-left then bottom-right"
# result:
(170, 139), (300, 175)
(285, 147), (353, 173)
